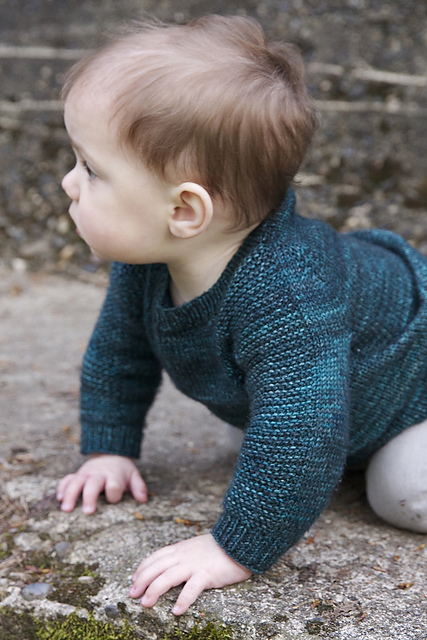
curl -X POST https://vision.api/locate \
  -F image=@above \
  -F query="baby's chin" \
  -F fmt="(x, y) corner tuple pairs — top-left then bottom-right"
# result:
(89, 248), (103, 259)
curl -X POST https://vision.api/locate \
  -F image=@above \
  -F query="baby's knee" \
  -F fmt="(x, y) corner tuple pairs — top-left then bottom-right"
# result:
(366, 421), (427, 533)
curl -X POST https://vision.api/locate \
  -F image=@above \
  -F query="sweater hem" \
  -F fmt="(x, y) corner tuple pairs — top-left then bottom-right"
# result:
(212, 510), (296, 573)
(80, 421), (143, 459)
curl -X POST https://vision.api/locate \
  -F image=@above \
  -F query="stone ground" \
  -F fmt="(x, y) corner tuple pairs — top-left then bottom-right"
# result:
(1, 0), (427, 638)
(1, 272), (426, 639)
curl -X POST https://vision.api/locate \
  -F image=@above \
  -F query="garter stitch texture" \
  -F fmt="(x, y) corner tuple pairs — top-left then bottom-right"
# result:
(80, 189), (427, 572)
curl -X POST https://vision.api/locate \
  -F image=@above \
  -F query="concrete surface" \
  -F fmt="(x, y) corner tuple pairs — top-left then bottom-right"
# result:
(1, 269), (426, 639)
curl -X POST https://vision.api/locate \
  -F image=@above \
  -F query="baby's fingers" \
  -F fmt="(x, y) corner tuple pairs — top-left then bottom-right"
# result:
(129, 470), (148, 503)
(57, 474), (87, 512)
(131, 544), (177, 586)
(81, 474), (106, 514)
(104, 477), (126, 504)
(172, 574), (210, 615)
(139, 565), (194, 609)
(56, 474), (74, 501)
(130, 550), (177, 598)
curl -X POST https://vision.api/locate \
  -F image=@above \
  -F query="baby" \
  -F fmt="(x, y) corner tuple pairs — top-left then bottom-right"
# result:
(56, 14), (427, 616)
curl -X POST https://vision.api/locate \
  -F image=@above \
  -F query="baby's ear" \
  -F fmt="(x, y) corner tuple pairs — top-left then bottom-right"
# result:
(169, 183), (214, 239)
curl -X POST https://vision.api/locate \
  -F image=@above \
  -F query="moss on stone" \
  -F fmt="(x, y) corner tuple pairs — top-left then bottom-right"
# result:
(163, 622), (233, 640)
(23, 549), (58, 571)
(46, 562), (105, 610)
(38, 613), (138, 639)
(18, 549), (105, 610)
(0, 533), (15, 561)
(0, 607), (40, 640)
(0, 608), (233, 640)
(0, 609), (138, 640)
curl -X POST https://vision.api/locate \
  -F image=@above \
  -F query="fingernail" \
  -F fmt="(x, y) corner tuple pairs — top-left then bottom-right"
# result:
(82, 505), (93, 514)
(140, 596), (148, 606)
(172, 606), (181, 615)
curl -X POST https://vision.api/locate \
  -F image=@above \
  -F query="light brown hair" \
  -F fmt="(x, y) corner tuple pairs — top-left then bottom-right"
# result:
(62, 15), (318, 228)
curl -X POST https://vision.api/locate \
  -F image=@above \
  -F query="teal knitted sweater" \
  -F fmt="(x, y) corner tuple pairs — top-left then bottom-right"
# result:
(80, 190), (427, 572)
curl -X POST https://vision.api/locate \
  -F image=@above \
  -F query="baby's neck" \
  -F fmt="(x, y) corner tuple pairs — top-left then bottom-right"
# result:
(168, 227), (254, 306)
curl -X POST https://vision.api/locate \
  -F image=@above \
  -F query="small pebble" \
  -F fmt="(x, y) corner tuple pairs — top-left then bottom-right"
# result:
(104, 604), (120, 619)
(54, 541), (70, 559)
(21, 583), (53, 601)
(13, 532), (42, 551)
(77, 575), (94, 584)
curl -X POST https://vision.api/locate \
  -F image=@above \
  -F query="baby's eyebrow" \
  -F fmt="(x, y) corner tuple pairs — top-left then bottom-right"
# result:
(66, 136), (101, 175)
(67, 136), (97, 165)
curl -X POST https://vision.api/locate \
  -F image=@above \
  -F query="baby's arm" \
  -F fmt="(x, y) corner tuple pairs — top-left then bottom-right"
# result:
(60, 265), (162, 514)
(130, 534), (252, 615)
(56, 454), (148, 514)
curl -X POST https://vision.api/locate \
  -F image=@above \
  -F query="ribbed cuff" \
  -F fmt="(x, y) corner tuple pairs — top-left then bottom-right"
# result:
(81, 418), (143, 459)
(212, 510), (291, 574)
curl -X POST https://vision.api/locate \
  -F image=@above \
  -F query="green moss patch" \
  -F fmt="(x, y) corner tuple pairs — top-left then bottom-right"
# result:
(46, 562), (105, 609)
(0, 533), (14, 560)
(0, 610), (139, 640)
(0, 609), (233, 640)
(0, 608), (40, 640)
(38, 613), (139, 640)
(164, 622), (233, 640)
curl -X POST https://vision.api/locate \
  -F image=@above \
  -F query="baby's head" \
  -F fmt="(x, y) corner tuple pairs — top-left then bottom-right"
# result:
(62, 14), (317, 229)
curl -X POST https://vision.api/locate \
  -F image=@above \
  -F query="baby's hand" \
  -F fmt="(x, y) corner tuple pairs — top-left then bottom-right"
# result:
(129, 533), (252, 615)
(56, 454), (148, 514)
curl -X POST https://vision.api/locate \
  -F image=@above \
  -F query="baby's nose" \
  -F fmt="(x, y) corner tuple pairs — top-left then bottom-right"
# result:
(61, 167), (79, 201)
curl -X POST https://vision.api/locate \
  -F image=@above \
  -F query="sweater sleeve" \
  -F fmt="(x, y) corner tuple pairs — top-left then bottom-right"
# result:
(80, 263), (162, 458)
(212, 264), (351, 573)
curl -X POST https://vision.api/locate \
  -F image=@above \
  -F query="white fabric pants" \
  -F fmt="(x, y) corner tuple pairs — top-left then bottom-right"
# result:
(366, 419), (427, 533)
(228, 420), (427, 533)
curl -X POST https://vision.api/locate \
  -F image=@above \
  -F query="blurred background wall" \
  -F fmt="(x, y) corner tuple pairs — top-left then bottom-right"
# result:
(0, 0), (426, 275)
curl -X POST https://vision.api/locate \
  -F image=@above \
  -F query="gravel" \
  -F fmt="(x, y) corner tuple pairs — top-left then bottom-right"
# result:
(21, 582), (53, 601)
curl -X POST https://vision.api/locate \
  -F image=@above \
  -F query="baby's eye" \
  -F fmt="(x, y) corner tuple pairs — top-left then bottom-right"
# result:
(82, 161), (97, 180)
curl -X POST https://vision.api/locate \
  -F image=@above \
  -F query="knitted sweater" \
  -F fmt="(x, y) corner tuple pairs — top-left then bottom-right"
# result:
(80, 189), (427, 573)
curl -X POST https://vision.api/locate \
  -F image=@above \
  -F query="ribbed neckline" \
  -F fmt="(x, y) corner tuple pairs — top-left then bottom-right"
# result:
(154, 189), (295, 333)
